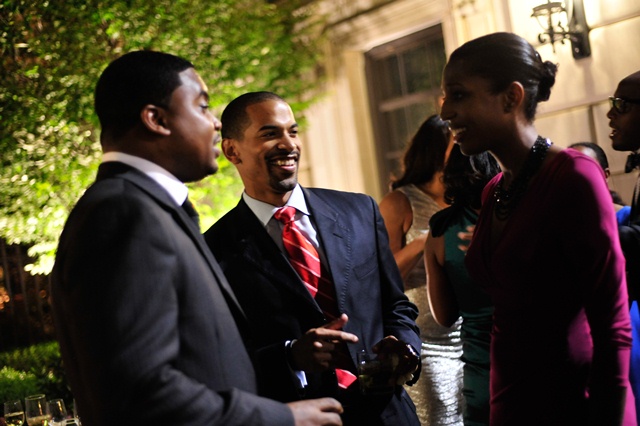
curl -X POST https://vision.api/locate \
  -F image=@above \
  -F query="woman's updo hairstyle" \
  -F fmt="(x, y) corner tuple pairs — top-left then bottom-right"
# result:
(447, 32), (558, 121)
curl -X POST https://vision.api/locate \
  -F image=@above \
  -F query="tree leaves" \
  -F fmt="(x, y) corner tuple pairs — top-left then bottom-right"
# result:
(0, 0), (325, 273)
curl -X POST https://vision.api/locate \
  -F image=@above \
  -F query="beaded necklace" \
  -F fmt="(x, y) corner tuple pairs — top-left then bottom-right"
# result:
(493, 136), (552, 220)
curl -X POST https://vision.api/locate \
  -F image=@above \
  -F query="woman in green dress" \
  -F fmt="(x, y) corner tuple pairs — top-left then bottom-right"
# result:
(425, 144), (500, 425)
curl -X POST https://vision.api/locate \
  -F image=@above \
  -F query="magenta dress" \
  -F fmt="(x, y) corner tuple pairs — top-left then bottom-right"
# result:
(465, 149), (635, 425)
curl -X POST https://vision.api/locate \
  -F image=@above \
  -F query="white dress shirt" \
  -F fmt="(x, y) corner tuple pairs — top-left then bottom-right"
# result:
(242, 184), (328, 265)
(102, 151), (188, 206)
(243, 184), (328, 388)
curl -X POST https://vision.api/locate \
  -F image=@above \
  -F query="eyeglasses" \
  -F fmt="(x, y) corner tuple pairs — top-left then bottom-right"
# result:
(609, 96), (640, 114)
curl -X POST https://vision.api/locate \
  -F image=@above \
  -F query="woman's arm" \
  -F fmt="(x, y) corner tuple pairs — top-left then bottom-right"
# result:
(561, 156), (631, 424)
(425, 232), (459, 326)
(379, 190), (428, 280)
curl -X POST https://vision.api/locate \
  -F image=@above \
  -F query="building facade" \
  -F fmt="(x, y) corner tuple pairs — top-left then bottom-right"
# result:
(297, 0), (640, 203)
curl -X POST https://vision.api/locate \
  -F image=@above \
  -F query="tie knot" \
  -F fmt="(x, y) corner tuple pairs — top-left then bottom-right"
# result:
(274, 206), (297, 224)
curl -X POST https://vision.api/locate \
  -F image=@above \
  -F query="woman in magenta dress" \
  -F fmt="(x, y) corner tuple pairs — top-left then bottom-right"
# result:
(440, 32), (635, 425)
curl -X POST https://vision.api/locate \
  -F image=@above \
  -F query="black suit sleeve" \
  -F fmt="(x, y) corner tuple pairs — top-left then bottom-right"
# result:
(620, 221), (640, 301)
(370, 195), (422, 360)
(52, 186), (293, 426)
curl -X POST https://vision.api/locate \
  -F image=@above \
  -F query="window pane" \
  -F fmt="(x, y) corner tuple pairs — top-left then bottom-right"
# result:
(383, 108), (408, 154)
(381, 100), (437, 184)
(426, 39), (447, 89)
(378, 56), (402, 100)
(404, 39), (446, 94)
(406, 102), (436, 135)
(365, 25), (445, 193)
(404, 45), (429, 94)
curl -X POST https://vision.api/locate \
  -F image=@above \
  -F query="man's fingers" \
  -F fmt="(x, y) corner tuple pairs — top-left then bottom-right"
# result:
(313, 340), (335, 351)
(372, 335), (398, 352)
(287, 398), (344, 426)
(314, 397), (344, 414)
(314, 327), (359, 343)
(314, 314), (359, 343)
(314, 315), (358, 343)
(321, 313), (349, 330)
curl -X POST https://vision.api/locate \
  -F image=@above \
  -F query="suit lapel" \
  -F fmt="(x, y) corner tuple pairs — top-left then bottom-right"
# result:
(233, 200), (323, 314)
(96, 162), (247, 319)
(302, 188), (352, 313)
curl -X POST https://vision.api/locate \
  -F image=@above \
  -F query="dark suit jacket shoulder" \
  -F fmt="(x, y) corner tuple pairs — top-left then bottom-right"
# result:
(620, 220), (640, 300)
(52, 162), (292, 426)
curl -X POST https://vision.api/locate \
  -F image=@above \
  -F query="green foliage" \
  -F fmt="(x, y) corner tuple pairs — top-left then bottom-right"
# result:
(191, 155), (245, 232)
(0, 0), (325, 274)
(0, 367), (39, 403)
(0, 341), (71, 404)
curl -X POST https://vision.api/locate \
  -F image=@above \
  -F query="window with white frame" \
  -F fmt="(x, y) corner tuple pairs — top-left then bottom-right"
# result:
(365, 25), (446, 191)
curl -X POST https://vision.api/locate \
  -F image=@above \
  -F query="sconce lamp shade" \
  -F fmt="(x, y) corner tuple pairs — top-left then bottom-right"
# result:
(530, 0), (591, 59)
(532, 1), (566, 24)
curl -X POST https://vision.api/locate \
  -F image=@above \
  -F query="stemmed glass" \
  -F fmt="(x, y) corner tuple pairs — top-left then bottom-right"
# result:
(24, 394), (50, 426)
(48, 399), (68, 425)
(3, 400), (25, 426)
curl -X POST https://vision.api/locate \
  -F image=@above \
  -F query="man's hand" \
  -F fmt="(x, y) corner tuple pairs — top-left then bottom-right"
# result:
(291, 314), (359, 372)
(372, 336), (420, 385)
(287, 397), (344, 426)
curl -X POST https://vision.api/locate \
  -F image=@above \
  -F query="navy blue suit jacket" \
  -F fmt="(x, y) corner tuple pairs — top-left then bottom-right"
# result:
(204, 187), (421, 425)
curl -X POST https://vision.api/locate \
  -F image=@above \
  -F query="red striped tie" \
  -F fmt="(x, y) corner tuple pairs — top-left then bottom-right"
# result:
(274, 206), (356, 389)
(274, 206), (339, 319)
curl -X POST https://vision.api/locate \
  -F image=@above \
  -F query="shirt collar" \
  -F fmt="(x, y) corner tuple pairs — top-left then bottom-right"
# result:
(102, 151), (188, 205)
(242, 184), (309, 227)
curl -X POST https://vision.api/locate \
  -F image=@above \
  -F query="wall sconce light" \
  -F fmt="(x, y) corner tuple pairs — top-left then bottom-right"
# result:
(531, 0), (591, 59)
(454, 0), (477, 17)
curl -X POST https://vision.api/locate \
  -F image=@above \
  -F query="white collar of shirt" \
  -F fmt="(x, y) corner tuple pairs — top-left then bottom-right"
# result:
(242, 184), (309, 226)
(102, 151), (188, 206)
(242, 184), (322, 253)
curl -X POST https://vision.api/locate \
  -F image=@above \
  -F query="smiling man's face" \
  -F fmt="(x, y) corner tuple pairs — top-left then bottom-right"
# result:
(222, 99), (300, 206)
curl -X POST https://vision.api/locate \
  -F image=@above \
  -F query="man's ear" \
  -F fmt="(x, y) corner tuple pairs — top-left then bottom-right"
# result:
(503, 81), (525, 113)
(222, 138), (241, 164)
(140, 104), (171, 136)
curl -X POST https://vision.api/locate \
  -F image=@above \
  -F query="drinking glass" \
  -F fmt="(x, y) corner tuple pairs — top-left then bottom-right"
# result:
(24, 394), (50, 426)
(357, 351), (395, 396)
(3, 400), (25, 426)
(48, 399), (68, 425)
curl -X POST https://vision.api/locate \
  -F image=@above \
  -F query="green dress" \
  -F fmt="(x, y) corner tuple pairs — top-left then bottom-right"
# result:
(430, 205), (492, 426)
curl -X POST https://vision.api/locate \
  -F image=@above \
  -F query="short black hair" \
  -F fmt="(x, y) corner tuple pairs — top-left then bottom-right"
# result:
(95, 50), (194, 138)
(568, 142), (609, 170)
(221, 91), (285, 140)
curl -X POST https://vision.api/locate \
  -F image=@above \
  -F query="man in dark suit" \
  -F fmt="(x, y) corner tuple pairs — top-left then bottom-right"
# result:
(203, 91), (421, 425)
(51, 52), (344, 426)
(611, 70), (640, 300)
(609, 70), (640, 421)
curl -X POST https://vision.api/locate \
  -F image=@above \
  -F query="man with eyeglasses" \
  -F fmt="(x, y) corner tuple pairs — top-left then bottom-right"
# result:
(609, 70), (640, 294)
(609, 70), (640, 423)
